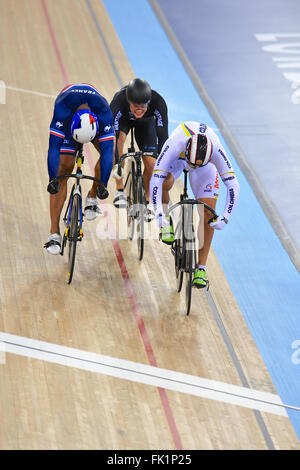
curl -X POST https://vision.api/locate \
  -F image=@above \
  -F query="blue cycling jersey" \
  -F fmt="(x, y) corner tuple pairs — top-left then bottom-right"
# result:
(47, 83), (115, 184)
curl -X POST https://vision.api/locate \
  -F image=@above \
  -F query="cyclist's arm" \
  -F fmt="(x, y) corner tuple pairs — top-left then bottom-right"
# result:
(211, 146), (240, 222)
(113, 116), (131, 164)
(93, 101), (115, 185)
(97, 131), (115, 186)
(110, 94), (131, 164)
(150, 139), (180, 221)
(47, 100), (74, 180)
(115, 130), (127, 164)
(97, 139), (114, 185)
(150, 169), (169, 221)
(47, 126), (66, 180)
(153, 97), (168, 154)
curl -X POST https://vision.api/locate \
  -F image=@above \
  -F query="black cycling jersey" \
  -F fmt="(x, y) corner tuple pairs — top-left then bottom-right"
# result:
(110, 87), (168, 159)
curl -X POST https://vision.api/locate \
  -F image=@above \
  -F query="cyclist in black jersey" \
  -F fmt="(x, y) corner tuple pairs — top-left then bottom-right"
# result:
(110, 78), (168, 217)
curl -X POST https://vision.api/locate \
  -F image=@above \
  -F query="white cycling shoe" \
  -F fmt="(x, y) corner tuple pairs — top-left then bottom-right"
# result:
(84, 195), (102, 220)
(113, 190), (127, 208)
(44, 233), (62, 255)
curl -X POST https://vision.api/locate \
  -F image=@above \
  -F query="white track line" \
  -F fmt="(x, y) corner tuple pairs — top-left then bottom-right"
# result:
(5, 85), (56, 99)
(3, 86), (220, 132)
(0, 331), (296, 417)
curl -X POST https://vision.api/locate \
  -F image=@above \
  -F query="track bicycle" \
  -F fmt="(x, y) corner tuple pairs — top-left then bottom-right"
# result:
(48, 145), (105, 284)
(166, 169), (218, 315)
(117, 128), (150, 261)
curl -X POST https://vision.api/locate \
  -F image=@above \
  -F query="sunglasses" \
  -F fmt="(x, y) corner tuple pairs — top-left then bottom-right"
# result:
(129, 101), (150, 107)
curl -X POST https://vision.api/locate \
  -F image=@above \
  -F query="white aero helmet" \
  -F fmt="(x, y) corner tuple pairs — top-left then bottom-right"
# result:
(185, 134), (213, 167)
(71, 109), (99, 144)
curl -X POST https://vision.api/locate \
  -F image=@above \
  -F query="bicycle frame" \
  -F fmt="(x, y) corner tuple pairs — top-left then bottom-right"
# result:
(166, 169), (218, 314)
(49, 145), (101, 281)
(117, 128), (148, 260)
(117, 128), (144, 191)
(167, 170), (218, 247)
(63, 149), (84, 245)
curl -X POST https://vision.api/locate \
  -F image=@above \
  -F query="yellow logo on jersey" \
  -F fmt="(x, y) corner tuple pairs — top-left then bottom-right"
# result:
(181, 122), (195, 137)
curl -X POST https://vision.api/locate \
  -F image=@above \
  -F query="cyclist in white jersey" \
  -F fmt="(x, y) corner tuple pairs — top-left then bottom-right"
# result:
(150, 121), (240, 288)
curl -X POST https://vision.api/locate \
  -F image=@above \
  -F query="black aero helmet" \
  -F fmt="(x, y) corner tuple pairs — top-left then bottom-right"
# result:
(185, 134), (213, 167)
(126, 78), (152, 104)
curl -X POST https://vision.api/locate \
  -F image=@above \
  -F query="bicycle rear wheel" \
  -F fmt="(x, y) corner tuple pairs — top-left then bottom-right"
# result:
(184, 211), (196, 315)
(67, 193), (80, 284)
(136, 175), (145, 261)
(185, 249), (194, 315)
(175, 205), (188, 293)
(182, 206), (196, 315)
(61, 189), (73, 257)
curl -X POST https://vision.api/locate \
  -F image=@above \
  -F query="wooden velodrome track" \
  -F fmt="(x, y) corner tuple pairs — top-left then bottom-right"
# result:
(0, 0), (299, 450)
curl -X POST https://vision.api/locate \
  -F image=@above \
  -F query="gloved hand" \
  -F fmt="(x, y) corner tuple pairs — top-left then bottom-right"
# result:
(209, 215), (228, 230)
(96, 183), (109, 200)
(112, 164), (123, 180)
(47, 179), (61, 194)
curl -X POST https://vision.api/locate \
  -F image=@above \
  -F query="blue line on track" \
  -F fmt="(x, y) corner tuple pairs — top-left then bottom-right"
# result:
(101, 0), (300, 440)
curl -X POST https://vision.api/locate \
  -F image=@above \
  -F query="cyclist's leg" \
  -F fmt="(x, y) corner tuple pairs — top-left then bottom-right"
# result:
(158, 172), (176, 243)
(82, 138), (107, 220)
(49, 152), (76, 234)
(158, 165), (187, 244)
(142, 155), (156, 201)
(161, 172), (175, 208)
(45, 129), (78, 254)
(90, 138), (102, 198)
(134, 117), (157, 202)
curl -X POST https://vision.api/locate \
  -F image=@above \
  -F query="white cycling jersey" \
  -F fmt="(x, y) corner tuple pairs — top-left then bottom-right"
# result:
(150, 121), (240, 223)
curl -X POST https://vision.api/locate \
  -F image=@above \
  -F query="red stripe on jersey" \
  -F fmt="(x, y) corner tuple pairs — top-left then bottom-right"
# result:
(50, 130), (65, 138)
(98, 136), (114, 142)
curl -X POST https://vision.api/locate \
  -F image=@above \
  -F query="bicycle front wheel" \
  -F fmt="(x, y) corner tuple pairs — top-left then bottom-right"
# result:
(136, 175), (145, 261)
(67, 194), (80, 284)
(125, 165), (136, 241)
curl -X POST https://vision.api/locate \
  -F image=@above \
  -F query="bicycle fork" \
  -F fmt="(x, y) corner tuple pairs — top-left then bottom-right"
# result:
(61, 185), (83, 256)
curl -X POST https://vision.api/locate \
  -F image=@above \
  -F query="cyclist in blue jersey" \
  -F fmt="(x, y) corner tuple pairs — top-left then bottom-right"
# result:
(44, 83), (115, 255)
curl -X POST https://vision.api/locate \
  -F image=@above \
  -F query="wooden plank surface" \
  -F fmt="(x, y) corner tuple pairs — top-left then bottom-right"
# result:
(0, 0), (299, 450)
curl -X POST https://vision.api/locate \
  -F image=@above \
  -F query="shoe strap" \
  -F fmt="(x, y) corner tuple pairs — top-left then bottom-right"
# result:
(194, 269), (207, 279)
(114, 194), (126, 201)
(44, 240), (61, 248)
(85, 205), (100, 212)
(161, 225), (174, 235)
